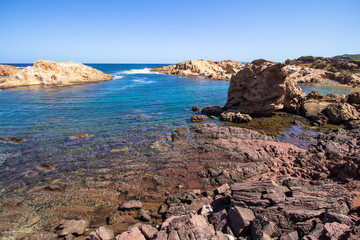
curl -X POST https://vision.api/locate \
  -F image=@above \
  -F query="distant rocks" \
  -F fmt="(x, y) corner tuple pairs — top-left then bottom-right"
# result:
(119, 200), (143, 210)
(152, 59), (244, 80)
(0, 64), (19, 76)
(0, 60), (113, 89)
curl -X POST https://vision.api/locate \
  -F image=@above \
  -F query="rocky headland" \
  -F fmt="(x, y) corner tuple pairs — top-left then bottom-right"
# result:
(0, 60), (113, 89)
(151, 59), (245, 80)
(153, 56), (360, 87)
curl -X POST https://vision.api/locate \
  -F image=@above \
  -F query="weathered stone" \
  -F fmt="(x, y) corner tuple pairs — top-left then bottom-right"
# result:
(171, 127), (189, 141)
(119, 200), (143, 210)
(115, 227), (145, 240)
(0, 64), (19, 76)
(227, 205), (255, 236)
(220, 110), (252, 123)
(323, 103), (360, 123)
(190, 115), (208, 122)
(0, 60), (113, 89)
(0, 137), (25, 144)
(224, 60), (305, 115)
(57, 219), (90, 236)
(215, 183), (230, 195)
(323, 222), (350, 239)
(139, 224), (158, 239)
(192, 105), (200, 112)
(209, 209), (228, 232)
(138, 209), (151, 222)
(279, 231), (299, 240)
(201, 106), (224, 116)
(88, 226), (114, 240)
(152, 59), (244, 80)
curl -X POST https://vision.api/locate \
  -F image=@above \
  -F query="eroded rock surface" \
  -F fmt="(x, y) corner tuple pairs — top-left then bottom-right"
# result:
(152, 59), (244, 80)
(0, 60), (113, 88)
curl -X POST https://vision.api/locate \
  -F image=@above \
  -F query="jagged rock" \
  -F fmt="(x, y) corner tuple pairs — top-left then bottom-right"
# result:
(220, 111), (252, 123)
(0, 60), (113, 89)
(215, 184), (231, 195)
(154, 214), (216, 239)
(152, 59), (244, 80)
(227, 205), (255, 236)
(348, 92), (360, 104)
(115, 227), (145, 240)
(88, 226), (114, 240)
(171, 127), (189, 141)
(138, 209), (151, 222)
(190, 115), (208, 122)
(139, 224), (158, 239)
(279, 231), (299, 240)
(322, 103), (360, 123)
(251, 215), (281, 239)
(201, 106), (224, 117)
(57, 219), (90, 236)
(209, 209), (229, 232)
(119, 200), (143, 210)
(224, 60), (305, 115)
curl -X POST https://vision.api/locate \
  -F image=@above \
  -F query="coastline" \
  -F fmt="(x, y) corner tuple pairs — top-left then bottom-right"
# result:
(1, 59), (360, 239)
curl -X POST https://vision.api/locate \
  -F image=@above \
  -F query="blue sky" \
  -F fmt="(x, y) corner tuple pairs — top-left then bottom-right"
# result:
(0, 0), (359, 63)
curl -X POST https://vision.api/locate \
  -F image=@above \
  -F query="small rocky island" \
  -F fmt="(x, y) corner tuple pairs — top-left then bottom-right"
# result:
(151, 59), (245, 80)
(0, 60), (113, 89)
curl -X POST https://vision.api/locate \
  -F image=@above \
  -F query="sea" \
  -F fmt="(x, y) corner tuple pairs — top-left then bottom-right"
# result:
(0, 63), (359, 236)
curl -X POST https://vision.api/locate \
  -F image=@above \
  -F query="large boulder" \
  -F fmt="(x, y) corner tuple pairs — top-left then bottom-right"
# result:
(322, 103), (360, 123)
(0, 60), (113, 89)
(152, 59), (244, 80)
(224, 60), (305, 115)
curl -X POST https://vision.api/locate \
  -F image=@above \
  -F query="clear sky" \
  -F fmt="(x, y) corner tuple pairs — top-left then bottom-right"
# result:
(0, 0), (359, 63)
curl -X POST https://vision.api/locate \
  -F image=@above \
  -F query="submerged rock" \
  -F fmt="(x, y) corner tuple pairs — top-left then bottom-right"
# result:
(0, 137), (25, 144)
(190, 114), (208, 122)
(0, 60), (113, 89)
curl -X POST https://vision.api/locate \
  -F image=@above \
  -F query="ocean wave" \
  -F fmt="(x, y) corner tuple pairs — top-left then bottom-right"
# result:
(132, 79), (154, 84)
(119, 68), (161, 75)
(114, 75), (124, 79)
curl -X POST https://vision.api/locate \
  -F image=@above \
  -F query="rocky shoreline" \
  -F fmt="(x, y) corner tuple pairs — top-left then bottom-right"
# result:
(0, 61), (113, 89)
(2, 56), (360, 239)
(152, 56), (360, 87)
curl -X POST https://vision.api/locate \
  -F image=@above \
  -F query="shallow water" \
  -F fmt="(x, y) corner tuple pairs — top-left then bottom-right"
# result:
(298, 82), (360, 95)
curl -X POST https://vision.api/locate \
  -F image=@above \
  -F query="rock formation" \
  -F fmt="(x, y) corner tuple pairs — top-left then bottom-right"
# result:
(151, 59), (245, 80)
(0, 60), (113, 89)
(0, 64), (19, 76)
(224, 60), (306, 116)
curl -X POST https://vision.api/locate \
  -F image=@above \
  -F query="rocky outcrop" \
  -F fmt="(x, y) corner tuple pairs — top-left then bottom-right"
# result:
(224, 60), (306, 115)
(289, 56), (360, 86)
(220, 110), (252, 123)
(152, 59), (244, 80)
(0, 64), (19, 76)
(323, 103), (360, 123)
(0, 60), (113, 89)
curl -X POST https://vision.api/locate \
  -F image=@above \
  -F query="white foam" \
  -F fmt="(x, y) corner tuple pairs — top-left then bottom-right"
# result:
(119, 68), (161, 75)
(132, 79), (154, 84)
(114, 75), (124, 79)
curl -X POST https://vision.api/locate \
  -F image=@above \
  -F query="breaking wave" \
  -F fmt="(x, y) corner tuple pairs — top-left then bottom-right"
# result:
(119, 68), (161, 75)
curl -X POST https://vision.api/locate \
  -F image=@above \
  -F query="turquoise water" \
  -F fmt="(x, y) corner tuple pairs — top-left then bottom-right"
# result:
(0, 64), (229, 181)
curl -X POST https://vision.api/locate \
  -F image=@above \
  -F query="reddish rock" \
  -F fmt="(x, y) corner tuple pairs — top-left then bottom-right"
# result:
(115, 227), (145, 240)
(322, 103), (360, 123)
(139, 224), (158, 239)
(227, 206), (255, 235)
(57, 219), (90, 236)
(119, 200), (143, 210)
(88, 226), (114, 240)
